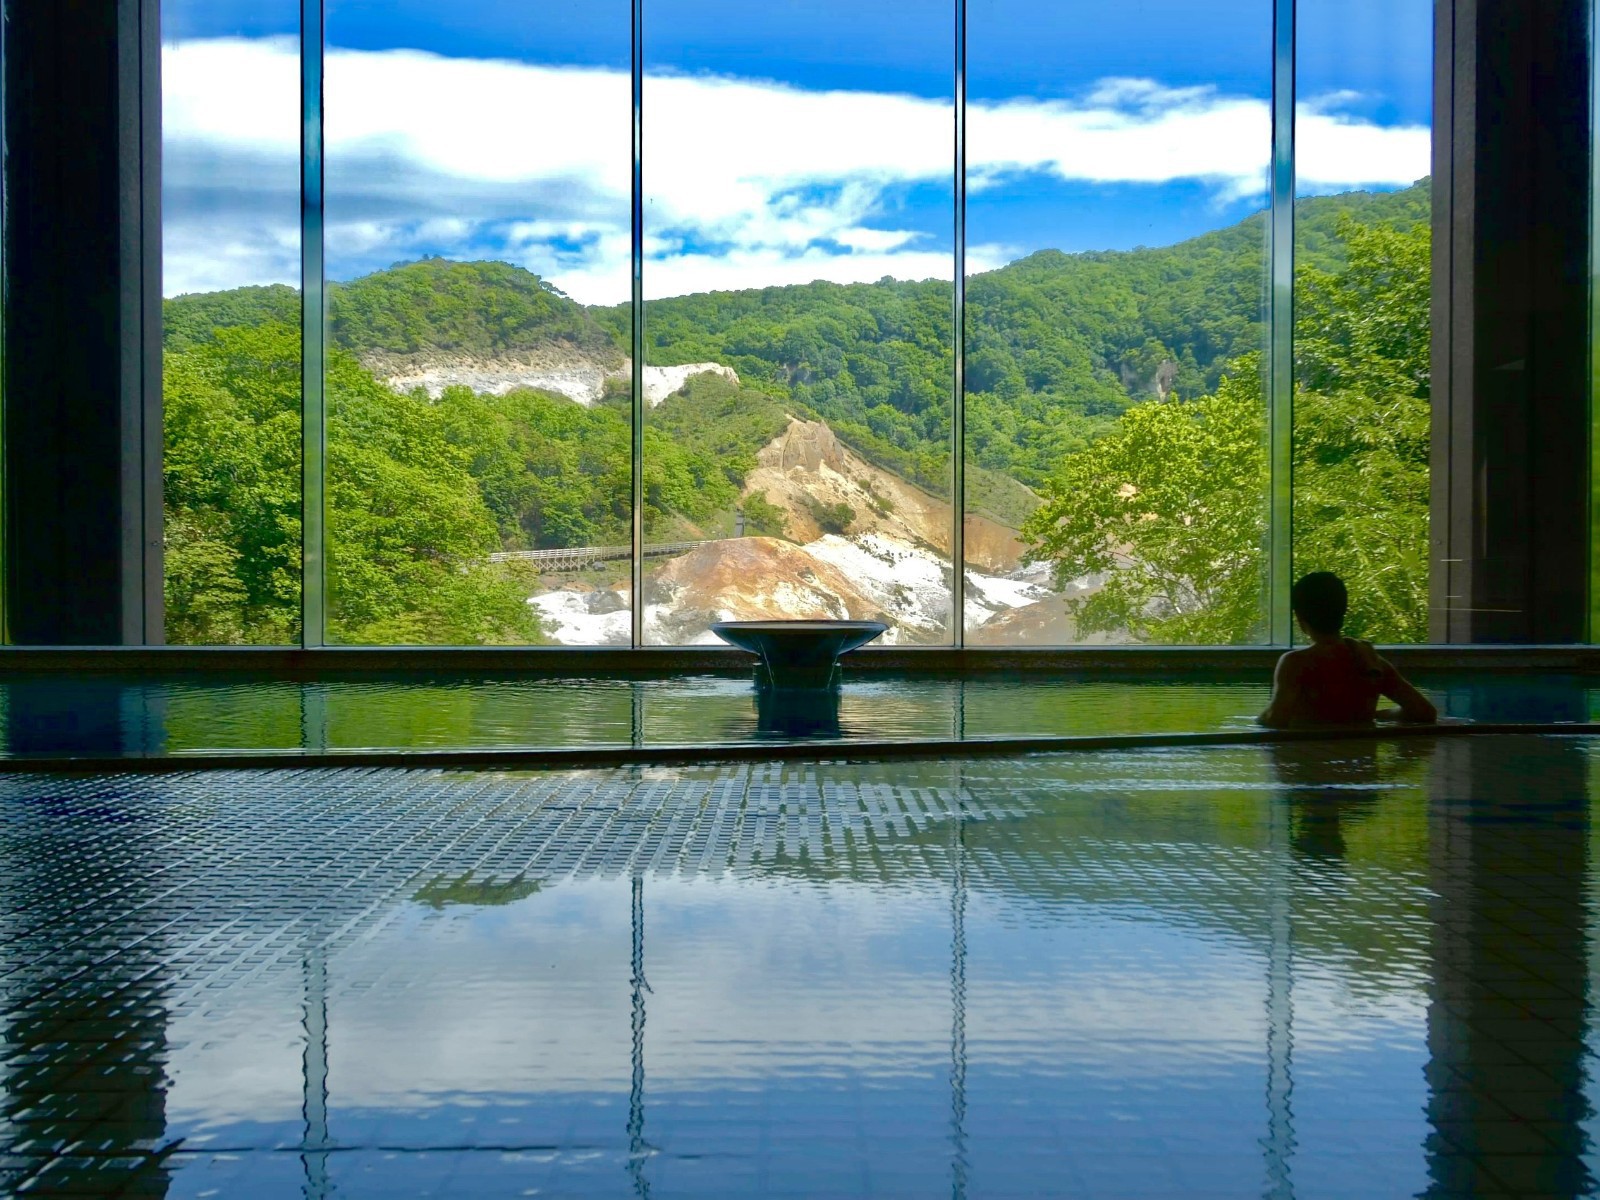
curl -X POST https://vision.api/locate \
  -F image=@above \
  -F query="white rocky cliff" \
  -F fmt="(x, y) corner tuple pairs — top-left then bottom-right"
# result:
(374, 348), (737, 408)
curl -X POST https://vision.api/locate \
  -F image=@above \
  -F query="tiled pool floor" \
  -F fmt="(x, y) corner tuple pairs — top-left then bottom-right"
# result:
(3, 736), (1598, 1197)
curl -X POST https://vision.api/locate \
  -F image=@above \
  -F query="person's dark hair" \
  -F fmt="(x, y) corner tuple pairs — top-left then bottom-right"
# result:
(1291, 571), (1348, 635)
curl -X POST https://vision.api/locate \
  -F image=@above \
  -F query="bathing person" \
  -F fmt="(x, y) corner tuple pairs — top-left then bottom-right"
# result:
(1258, 572), (1437, 728)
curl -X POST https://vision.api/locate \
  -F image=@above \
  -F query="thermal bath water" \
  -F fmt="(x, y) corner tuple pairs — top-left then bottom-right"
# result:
(2, 735), (1597, 1196)
(0, 669), (1595, 758)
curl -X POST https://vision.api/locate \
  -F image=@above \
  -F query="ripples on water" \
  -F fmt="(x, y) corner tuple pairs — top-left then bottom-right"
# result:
(2, 736), (1595, 1196)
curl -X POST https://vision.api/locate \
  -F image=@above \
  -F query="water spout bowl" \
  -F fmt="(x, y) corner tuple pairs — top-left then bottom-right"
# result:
(710, 619), (888, 691)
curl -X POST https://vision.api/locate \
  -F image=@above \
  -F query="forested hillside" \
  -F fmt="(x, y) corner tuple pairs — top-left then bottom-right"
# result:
(162, 181), (1431, 645)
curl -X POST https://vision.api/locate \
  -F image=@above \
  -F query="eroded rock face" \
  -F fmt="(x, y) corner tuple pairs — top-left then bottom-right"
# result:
(962, 516), (1028, 575)
(528, 531), (1069, 645)
(368, 347), (622, 405)
(374, 349), (739, 408)
(641, 362), (739, 406)
(965, 579), (1109, 646)
(741, 419), (1030, 574)
(647, 537), (885, 641)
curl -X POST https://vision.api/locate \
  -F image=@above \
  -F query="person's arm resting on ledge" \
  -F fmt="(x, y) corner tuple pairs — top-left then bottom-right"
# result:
(1374, 652), (1437, 724)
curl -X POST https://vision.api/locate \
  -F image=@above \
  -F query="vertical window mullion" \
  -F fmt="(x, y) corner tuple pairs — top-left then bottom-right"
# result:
(953, 0), (967, 648)
(1269, 0), (1296, 645)
(631, 0), (644, 651)
(300, 0), (326, 649)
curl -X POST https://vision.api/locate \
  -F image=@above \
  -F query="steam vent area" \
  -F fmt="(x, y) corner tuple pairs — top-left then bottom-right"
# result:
(11, 0), (1600, 1194)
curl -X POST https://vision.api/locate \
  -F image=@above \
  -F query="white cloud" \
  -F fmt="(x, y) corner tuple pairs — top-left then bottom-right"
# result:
(967, 78), (1272, 201)
(162, 38), (1431, 303)
(1297, 92), (1433, 195)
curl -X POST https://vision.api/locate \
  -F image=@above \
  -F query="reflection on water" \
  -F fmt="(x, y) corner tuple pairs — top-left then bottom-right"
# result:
(0, 670), (1596, 758)
(751, 685), (843, 738)
(1, 737), (1596, 1195)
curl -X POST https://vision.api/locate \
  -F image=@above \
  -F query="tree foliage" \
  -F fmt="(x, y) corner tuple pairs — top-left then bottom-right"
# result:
(1021, 212), (1432, 644)
(163, 322), (544, 645)
(1021, 360), (1269, 644)
(1292, 218), (1431, 641)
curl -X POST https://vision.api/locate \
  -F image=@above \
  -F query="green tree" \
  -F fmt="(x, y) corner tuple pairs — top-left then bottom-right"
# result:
(163, 323), (304, 643)
(325, 349), (545, 644)
(1021, 212), (1431, 645)
(164, 321), (547, 645)
(1021, 359), (1268, 644)
(805, 498), (858, 537)
(742, 491), (789, 538)
(1293, 218), (1431, 642)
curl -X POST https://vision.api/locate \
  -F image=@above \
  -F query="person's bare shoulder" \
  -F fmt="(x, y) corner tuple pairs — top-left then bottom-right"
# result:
(1274, 647), (1313, 677)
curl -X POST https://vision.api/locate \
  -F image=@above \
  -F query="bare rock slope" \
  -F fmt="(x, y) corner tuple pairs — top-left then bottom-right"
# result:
(743, 419), (1025, 573)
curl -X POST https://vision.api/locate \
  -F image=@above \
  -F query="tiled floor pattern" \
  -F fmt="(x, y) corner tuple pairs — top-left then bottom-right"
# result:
(0, 738), (1595, 1196)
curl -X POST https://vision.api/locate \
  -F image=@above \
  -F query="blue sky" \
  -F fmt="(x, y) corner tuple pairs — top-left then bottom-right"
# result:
(161, 0), (1431, 301)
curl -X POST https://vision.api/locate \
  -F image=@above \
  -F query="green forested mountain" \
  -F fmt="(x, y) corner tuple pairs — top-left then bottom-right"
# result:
(164, 260), (619, 362)
(630, 181), (1428, 492)
(161, 181), (1431, 645)
(331, 258), (620, 362)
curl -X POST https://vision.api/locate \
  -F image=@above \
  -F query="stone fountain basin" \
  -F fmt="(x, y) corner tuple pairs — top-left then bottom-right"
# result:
(711, 619), (888, 690)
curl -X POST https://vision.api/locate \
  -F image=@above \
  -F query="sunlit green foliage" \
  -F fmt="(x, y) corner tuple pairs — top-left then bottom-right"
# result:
(805, 498), (858, 536)
(650, 371), (792, 488)
(636, 182), (1430, 493)
(436, 385), (632, 550)
(324, 349), (543, 644)
(1021, 210), (1432, 644)
(163, 323), (304, 644)
(163, 322), (544, 645)
(1293, 218), (1431, 642)
(1022, 360), (1269, 644)
(742, 490), (789, 538)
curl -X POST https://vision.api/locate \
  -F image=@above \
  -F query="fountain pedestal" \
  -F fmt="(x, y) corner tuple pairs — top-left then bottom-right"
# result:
(710, 620), (888, 691)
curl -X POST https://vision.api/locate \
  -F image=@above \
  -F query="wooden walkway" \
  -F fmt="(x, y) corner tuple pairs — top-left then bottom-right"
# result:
(488, 540), (710, 570)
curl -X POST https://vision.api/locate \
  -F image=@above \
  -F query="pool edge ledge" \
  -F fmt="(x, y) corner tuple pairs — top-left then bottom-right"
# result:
(0, 721), (1593, 775)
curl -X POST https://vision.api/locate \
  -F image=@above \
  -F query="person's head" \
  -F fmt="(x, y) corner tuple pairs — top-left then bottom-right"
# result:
(1291, 571), (1348, 637)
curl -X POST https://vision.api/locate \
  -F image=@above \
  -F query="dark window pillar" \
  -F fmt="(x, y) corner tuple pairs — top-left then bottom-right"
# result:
(1431, 0), (1592, 643)
(2, 0), (162, 645)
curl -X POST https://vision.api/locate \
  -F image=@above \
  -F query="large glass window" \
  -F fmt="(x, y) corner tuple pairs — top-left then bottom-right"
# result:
(1293, 0), (1433, 644)
(964, 0), (1274, 646)
(641, 0), (956, 646)
(322, 1), (633, 645)
(141, 3), (1491, 651)
(161, 1), (302, 644)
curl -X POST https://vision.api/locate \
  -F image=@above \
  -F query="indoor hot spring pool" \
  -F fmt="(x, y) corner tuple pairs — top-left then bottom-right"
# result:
(4, 734), (1599, 1198)
(0, 664), (1597, 765)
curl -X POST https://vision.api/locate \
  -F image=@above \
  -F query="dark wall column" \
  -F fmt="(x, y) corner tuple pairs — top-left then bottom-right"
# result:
(2, 0), (162, 644)
(1430, 0), (1592, 643)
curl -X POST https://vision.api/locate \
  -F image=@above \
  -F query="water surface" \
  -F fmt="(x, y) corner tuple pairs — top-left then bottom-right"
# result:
(0, 669), (1592, 758)
(2, 736), (1596, 1195)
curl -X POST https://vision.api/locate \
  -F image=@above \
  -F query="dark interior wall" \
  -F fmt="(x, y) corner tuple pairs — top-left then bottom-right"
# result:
(2, 0), (161, 645)
(1432, 0), (1593, 643)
